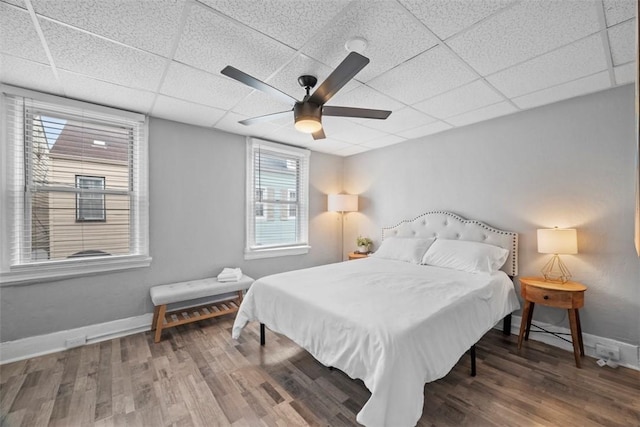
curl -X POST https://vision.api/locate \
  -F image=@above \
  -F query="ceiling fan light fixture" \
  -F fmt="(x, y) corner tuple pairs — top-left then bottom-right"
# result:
(295, 118), (322, 133)
(294, 102), (322, 134)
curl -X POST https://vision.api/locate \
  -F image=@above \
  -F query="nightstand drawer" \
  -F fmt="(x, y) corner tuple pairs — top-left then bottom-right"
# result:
(524, 285), (576, 308)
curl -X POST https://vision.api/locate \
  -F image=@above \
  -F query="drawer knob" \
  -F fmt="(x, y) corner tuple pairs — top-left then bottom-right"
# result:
(543, 295), (549, 300)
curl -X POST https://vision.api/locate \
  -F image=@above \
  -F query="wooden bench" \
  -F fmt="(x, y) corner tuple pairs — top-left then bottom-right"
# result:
(150, 275), (254, 343)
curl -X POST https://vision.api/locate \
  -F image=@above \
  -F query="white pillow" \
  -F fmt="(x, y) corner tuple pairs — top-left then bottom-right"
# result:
(421, 239), (509, 273)
(370, 238), (435, 264)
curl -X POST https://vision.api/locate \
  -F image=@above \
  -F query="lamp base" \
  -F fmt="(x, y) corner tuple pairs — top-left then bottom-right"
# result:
(541, 254), (572, 283)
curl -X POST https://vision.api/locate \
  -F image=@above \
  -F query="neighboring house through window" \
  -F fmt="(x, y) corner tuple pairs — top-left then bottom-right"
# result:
(76, 175), (106, 221)
(0, 85), (150, 284)
(245, 138), (310, 259)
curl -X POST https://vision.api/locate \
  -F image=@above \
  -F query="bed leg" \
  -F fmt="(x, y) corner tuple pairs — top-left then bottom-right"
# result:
(260, 323), (265, 346)
(470, 345), (476, 377)
(503, 314), (512, 336)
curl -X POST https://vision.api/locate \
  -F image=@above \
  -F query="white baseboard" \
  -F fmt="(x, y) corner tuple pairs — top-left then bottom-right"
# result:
(2, 313), (639, 371)
(0, 313), (153, 365)
(500, 315), (640, 371)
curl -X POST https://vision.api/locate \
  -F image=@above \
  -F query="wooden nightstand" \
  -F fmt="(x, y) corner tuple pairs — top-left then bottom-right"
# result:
(348, 252), (369, 260)
(517, 276), (587, 368)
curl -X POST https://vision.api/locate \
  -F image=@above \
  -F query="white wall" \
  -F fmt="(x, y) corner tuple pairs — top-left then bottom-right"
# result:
(0, 118), (344, 342)
(343, 85), (640, 346)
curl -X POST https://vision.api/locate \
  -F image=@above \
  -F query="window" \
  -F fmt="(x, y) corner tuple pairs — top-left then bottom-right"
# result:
(76, 176), (106, 221)
(245, 138), (310, 259)
(0, 85), (150, 284)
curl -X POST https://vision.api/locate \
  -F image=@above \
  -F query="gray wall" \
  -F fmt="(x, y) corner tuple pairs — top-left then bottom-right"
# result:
(343, 84), (639, 346)
(0, 118), (344, 342)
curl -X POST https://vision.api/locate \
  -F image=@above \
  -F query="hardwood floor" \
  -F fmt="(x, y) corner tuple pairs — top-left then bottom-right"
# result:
(1, 316), (639, 426)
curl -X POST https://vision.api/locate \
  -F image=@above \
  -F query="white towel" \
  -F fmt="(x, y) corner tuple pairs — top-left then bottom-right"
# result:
(217, 267), (242, 282)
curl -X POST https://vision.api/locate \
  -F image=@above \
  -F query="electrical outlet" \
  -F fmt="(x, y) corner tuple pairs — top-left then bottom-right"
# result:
(64, 335), (87, 348)
(595, 343), (620, 361)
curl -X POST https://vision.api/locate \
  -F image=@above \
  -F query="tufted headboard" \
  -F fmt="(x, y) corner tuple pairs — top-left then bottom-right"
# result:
(381, 211), (518, 277)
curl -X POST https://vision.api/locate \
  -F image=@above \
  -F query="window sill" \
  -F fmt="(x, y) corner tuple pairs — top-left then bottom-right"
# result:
(0, 255), (152, 286)
(244, 245), (311, 260)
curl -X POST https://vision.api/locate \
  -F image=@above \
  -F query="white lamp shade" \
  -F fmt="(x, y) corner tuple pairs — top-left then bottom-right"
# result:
(328, 194), (358, 212)
(537, 228), (578, 254)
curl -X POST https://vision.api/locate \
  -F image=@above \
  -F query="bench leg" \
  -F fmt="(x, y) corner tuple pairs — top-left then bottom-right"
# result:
(154, 304), (167, 343)
(237, 290), (244, 305)
(151, 306), (160, 331)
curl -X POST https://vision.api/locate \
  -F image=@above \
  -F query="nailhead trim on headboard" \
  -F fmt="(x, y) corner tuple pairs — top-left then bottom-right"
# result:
(381, 211), (519, 276)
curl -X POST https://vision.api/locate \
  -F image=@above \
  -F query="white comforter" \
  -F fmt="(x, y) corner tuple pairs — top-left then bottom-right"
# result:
(232, 258), (520, 427)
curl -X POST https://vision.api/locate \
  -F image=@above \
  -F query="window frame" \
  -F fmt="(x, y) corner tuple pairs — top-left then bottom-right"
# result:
(75, 175), (106, 222)
(245, 138), (310, 260)
(0, 85), (151, 286)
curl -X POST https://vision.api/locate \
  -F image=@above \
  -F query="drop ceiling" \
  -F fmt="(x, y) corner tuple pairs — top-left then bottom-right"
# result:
(0, 0), (636, 157)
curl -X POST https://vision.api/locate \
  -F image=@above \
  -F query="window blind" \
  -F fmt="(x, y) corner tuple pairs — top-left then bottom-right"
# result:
(3, 91), (148, 267)
(246, 139), (309, 254)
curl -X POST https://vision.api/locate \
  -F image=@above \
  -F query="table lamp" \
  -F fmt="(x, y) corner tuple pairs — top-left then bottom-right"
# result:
(328, 194), (358, 260)
(537, 227), (578, 283)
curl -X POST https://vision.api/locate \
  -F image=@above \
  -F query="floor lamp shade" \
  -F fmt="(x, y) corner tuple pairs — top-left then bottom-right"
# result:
(328, 194), (358, 212)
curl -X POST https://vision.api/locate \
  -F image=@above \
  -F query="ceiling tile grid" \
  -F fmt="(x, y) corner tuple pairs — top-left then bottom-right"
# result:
(512, 71), (611, 110)
(485, 33), (608, 98)
(413, 79), (504, 119)
(398, 0), (517, 40)
(447, 0), (601, 76)
(301, 0), (440, 82)
(0, 0), (635, 157)
(0, 3), (50, 65)
(38, 17), (167, 92)
(29, 0), (187, 57)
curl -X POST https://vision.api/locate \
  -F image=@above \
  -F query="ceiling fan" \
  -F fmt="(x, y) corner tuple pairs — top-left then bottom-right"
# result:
(221, 52), (392, 140)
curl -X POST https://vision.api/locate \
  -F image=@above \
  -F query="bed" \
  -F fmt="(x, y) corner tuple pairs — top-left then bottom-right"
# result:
(232, 211), (520, 427)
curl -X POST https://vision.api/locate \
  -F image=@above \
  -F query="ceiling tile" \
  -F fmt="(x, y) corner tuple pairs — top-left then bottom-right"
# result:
(512, 71), (611, 110)
(368, 45), (477, 104)
(302, 0), (439, 82)
(161, 61), (252, 110)
(59, 71), (156, 113)
(31, 0), (186, 57)
(230, 90), (292, 120)
(0, 3), (49, 64)
(321, 116), (364, 136)
(38, 19), (166, 91)
(486, 34), (607, 98)
(358, 106), (436, 133)
(329, 84), (404, 111)
(413, 79), (503, 119)
(0, 55), (63, 95)
(396, 120), (452, 140)
(152, 95), (226, 128)
(446, 101), (517, 127)
(214, 111), (282, 138)
(360, 134), (406, 149)
(330, 123), (390, 145)
(335, 144), (370, 157)
(608, 19), (636, 66)
(448, 0), (601, 75)
(398, 121), (453, 139)
(199, 0), (349, 50)
(603, 0), (636, 27)
(175, 3), (296, 79)
(304, 138), (353, 155)
(613, 62), (635, 86)
(398, 0), (516, 40)
(261, 125), (326, 147)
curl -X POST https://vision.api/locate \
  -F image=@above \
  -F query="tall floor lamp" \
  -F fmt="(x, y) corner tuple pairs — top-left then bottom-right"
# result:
(328, 194), (358, 260)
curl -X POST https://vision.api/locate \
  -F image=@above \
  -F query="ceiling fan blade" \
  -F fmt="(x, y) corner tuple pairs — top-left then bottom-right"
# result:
(308, 52), (369, 106)
(312, 128), (326, 140)
(323, 106), (391, 120)
(221, 66), (298, 105)
(239, 110), (292, 126)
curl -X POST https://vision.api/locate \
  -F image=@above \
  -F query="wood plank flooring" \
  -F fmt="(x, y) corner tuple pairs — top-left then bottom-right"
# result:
(1, 316), (639, 426)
